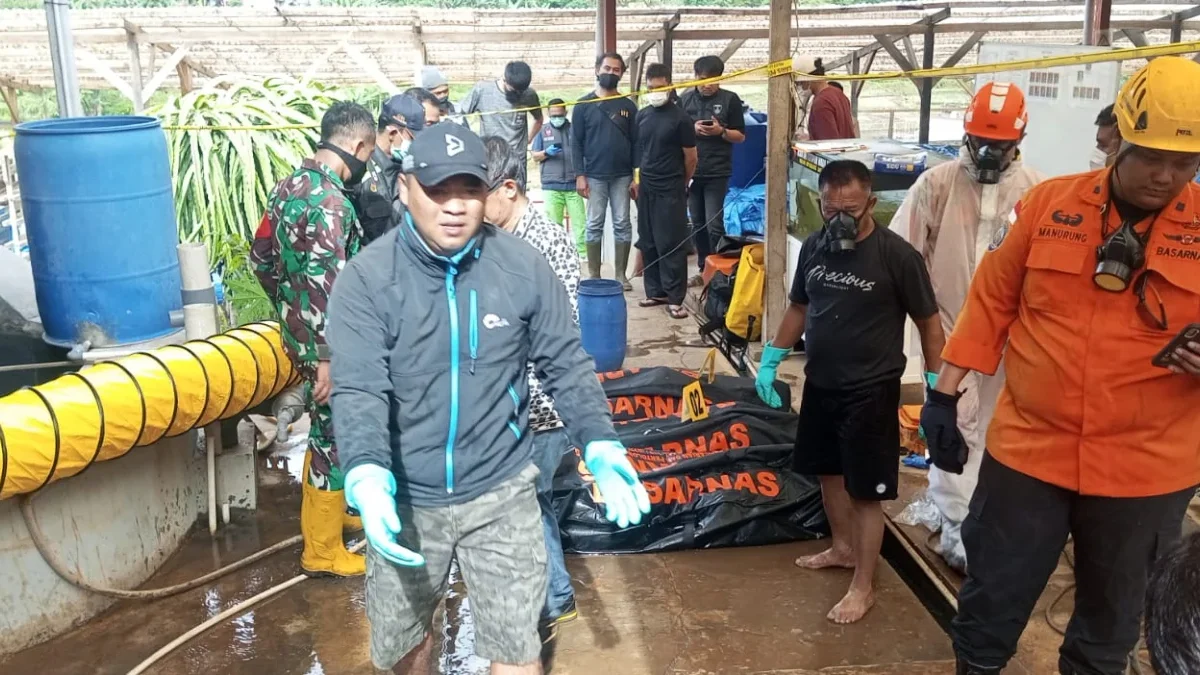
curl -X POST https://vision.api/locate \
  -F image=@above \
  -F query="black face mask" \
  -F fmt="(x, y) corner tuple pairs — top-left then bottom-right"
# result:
(597, 73), (621, 90)
(318, 141), (368, 188)
(824, 211), (861, 252)
(436, 95), (450, 107)
(1094, 216), (1149, 292)
(504, 85), (525, 104)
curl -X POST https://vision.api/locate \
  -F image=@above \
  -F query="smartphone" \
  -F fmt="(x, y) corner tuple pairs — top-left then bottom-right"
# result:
(698, 119), (715, 126)
(1152, 323), (1200, 368)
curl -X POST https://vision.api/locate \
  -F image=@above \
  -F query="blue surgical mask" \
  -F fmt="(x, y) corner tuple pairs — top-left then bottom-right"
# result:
(392, 138), (412, 160)
(549, 116), (567, 129)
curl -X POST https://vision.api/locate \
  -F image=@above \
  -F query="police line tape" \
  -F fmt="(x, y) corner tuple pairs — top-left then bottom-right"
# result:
(1, 39), (1197, 136)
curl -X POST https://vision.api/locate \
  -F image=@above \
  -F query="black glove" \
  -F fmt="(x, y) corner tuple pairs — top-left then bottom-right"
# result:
(920, 388), (968, 474)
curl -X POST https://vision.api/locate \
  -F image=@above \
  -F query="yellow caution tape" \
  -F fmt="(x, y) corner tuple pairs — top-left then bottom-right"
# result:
(2, 40), (1197, 135)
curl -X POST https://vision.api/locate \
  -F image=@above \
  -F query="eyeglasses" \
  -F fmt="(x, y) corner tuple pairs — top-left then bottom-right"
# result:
(1134, 271), (1168, 331)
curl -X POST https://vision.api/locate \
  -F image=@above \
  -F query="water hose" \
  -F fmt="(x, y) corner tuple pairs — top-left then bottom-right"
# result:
(124, 540), (367, 675)
(18, 491), (302, 600)
(0, 321), (298, 500)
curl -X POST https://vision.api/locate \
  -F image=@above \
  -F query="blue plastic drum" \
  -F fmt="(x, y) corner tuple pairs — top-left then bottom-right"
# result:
(15, 116), (181, 348)
(577, 279), (627, 372)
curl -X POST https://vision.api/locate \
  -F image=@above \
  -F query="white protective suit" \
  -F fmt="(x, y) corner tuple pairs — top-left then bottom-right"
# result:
(889, 148), (1045, 572)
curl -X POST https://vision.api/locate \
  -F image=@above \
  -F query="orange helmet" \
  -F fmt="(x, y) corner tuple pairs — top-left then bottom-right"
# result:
(964, 81), (1029, 141)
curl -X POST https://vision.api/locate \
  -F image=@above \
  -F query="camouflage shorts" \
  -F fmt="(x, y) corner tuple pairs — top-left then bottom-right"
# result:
(365, 463), (546, 668)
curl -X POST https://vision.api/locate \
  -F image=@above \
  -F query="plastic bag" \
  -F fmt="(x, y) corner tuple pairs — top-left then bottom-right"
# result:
(895, 490), (943, 532)
(553, 367), (827, 554)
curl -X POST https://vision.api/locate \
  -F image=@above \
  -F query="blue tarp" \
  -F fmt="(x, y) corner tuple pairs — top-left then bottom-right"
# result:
(723, 183), (766, 237)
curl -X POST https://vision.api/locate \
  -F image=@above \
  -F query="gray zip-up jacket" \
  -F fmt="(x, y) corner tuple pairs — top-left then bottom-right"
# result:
(326, 218), (618, 506)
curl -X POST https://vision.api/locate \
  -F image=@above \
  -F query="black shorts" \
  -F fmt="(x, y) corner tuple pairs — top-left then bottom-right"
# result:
(794, 378), (901, 501)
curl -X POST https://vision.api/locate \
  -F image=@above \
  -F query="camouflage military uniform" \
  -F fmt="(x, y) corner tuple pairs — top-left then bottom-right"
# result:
(252, 158), (362, 491)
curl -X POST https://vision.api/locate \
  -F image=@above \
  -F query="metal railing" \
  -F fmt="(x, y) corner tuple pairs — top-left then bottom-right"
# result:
(1, 146), (25, 258)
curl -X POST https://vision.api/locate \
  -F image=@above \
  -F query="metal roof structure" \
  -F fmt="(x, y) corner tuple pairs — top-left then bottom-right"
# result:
(1, 1), (1198, 109)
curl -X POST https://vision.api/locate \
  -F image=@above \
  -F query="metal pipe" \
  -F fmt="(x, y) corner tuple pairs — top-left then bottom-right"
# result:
(177, 242), (221, 536)
(0, 361), (77, 374)
(43, 0), (82, 117)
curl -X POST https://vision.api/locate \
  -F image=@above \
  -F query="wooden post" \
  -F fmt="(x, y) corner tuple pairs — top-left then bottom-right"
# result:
(850, 54), (861, 117)
(1171, 16), (1183, 42)
(1083, 0), (1112, 45)
(763, 0), (792, 343)
(661, 17), (676, 73)
(918, 25), (934, 144)
(125, 24), (144, 112)
(176, 61), (194, 94)
(851, 49), (876, 117)
(596, 0), (617, 56)
(1, 86), (19, 124)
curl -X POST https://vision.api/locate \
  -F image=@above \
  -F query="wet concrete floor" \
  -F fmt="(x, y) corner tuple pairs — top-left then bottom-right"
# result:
(2, 258), (957, 675)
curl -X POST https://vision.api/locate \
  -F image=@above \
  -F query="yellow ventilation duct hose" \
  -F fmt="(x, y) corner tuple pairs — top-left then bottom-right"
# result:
(0, 321), (298, 500)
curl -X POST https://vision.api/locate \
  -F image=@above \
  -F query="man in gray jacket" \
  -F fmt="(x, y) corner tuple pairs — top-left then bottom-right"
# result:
(327, 123), (650, 675)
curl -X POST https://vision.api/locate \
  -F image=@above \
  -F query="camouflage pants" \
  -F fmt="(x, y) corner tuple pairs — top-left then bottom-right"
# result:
(303, 377), (345, 491)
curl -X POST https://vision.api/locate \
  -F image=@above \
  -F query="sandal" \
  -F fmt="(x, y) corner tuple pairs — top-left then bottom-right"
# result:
(666, 305), (689, 319)
(638, 297), (668, 307)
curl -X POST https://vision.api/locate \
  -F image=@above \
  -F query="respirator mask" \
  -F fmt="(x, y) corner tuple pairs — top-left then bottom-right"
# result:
(647, 91), (671, 108)
(1094, 209), (1150, 292)
(824, 211), (862, 252)
(318, 141), (368, 188)
(972, 144), (1006, 185)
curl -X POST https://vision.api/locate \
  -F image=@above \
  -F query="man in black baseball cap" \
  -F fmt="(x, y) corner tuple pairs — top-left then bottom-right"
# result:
(327, 121), (649, 673)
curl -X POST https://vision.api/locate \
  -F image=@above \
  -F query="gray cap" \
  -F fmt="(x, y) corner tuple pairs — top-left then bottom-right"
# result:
(419, 66), (449, 90)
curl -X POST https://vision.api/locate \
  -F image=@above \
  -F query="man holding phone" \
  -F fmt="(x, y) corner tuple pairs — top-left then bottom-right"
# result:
(921, 57), (1200, 675)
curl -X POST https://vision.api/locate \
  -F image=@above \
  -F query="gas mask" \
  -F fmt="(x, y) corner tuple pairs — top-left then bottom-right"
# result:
(1094, 217), (1148, 292)
(1089, 146), (1111, 171)
(318, 141), (368, 188)
(972, 144), (1006, 185)
(824, 211), (861, 252)
(598, 73), (621, 91)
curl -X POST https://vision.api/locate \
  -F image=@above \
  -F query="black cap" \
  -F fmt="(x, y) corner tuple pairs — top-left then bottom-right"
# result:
(405, 123), (488, 187)
(380, 94), (426, 132)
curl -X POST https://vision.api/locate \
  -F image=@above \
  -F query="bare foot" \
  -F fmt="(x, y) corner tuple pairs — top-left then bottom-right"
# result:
(827, 588), (875, 624)
(794, 547), (856, 570)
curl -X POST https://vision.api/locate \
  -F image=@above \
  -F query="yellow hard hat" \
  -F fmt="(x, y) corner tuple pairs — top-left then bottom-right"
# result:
(1115, 56), (1200, 153)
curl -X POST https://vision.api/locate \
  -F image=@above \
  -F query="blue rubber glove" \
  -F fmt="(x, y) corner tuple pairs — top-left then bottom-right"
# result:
(546, 144), (563, 157)
(918, 372), (938, 442)
(344, 464), (425, 567)
(755, 344), (790, 409)
(584, 440), (651, 528)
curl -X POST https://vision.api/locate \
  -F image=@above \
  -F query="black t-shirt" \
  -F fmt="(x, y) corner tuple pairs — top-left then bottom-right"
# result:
(634, 102), (696, 189)
(790, 225), (938, 390)
(680, 88), (746, 179)
(572, 92), (639, 179)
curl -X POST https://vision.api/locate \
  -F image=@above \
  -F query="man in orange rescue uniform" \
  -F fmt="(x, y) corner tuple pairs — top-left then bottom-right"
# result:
(921, 56), (1200, 675)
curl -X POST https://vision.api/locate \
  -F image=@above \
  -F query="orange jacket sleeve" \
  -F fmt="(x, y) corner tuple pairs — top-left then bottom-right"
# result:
(942, 199), (1035, 375)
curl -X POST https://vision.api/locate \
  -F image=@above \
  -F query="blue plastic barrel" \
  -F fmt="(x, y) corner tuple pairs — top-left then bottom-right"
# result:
(730, 111), (767, 189)
(15, 116), (181, 348)
(577, 279), (627, 372)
